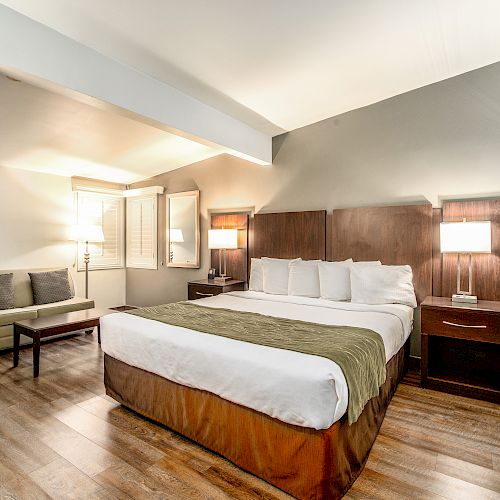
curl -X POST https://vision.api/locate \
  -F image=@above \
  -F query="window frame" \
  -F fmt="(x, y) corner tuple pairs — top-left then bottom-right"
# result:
(76, 190), (125, 271)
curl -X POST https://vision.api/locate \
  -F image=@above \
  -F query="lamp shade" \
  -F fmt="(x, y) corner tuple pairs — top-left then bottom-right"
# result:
(169, 228), (184, 243)
(440, 221), (491, 254)
(72, 225), (105, 243)
(208, 229), (238, 249)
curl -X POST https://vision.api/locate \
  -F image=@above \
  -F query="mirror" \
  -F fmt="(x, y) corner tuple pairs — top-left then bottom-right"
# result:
(167, 190), (200, 268)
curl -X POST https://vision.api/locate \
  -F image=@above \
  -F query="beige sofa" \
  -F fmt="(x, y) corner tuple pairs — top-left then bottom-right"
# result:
(0, 268), (94, 350)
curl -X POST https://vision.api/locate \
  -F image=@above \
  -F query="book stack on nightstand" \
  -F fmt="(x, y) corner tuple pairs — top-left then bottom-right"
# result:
(420, 296), (500, 403)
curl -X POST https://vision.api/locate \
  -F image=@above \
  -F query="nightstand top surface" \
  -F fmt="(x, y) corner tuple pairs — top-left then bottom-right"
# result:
(422, 296), (500, 313)
(188, 279), (246, 287)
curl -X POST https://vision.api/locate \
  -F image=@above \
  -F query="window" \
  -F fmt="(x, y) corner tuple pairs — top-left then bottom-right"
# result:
(76, 191), (125, 270)
(126, 194), (158, 269)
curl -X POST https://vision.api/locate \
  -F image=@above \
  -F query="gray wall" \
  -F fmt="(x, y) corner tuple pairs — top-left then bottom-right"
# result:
(0, 166), (126, 307)
(127, 63), (500, 354)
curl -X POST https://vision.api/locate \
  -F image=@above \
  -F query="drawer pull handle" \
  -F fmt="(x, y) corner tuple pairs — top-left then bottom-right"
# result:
(195, 292), (214, 297)
(442, 321), (487, 329)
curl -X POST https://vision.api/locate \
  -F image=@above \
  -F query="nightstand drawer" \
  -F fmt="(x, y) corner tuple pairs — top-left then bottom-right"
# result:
(188, 284), (222, 300)
(422, 307), (499, 343)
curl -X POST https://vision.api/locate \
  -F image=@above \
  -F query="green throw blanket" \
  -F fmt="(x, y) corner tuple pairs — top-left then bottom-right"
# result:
(127, 302), (386, 424)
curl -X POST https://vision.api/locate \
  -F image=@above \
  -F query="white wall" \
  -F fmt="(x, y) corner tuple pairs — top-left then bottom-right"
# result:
(0, 165), (125, 307)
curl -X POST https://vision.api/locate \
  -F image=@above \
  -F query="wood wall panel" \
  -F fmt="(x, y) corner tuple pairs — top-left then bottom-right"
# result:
(441, 199), (500, 301)
(210, 213), (249, 282)
(252, 211), (326, 260)
(432, 208), (443, 297)
(328, 204), (433, 304)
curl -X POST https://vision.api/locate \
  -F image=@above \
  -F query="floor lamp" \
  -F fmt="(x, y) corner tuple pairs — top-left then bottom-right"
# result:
(74, 225), (105, 299)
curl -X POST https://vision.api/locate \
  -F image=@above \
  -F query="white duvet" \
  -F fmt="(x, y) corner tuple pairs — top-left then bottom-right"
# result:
(100, 291), (413, 430)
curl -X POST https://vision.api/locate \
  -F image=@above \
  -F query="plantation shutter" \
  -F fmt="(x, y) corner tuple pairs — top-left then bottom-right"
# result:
(77, 191), (125, 270)
(126, 194), (158, 269)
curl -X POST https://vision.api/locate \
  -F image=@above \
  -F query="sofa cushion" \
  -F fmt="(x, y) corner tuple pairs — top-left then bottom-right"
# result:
(25, 297), (95, 318)
(0, 307), (37, 327)
(0, 268), (77, 308)
(0, 273), (14, 310)
(29, 269), (73, 305)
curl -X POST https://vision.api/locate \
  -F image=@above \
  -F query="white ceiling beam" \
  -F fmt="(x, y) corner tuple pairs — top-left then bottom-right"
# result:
(0, 5), (271, 165)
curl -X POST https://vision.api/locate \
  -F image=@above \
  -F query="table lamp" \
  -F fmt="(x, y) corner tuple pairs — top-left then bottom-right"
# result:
(169, 228), (184, 261)
(73, 224), (105, 299)
(208, 229), (238, 282)
(440, 220), (491, 303)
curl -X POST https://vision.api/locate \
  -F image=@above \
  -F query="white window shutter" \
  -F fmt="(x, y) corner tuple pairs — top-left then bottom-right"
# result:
(76, 192), (125, 270)
(126, 195), (158, 269)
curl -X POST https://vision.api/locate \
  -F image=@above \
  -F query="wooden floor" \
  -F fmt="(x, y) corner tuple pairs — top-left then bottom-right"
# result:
(0, 332), (499, 500)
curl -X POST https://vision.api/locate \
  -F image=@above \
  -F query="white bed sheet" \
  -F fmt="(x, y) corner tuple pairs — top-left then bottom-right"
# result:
(101, 291), (413, 430)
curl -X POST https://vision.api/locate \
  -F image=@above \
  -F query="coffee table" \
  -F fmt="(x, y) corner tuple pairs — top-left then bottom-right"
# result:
(13, 308), (115, 378)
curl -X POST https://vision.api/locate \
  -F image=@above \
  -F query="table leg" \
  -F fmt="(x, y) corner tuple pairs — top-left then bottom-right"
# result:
(97, 325), (101, 345)
(33, 333), (41, 378)
(13, 325), (20, 367)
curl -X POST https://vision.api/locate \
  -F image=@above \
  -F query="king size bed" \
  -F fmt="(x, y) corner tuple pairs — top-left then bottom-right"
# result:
(100, 205), (433, 499)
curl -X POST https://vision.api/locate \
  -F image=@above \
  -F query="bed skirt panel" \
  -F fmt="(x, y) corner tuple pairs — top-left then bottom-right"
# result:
(104, 342), (407, 499)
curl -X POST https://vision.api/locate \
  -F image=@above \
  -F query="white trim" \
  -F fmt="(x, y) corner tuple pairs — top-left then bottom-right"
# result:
(123, 186), (164, 198)
(73, 184), (124, 196)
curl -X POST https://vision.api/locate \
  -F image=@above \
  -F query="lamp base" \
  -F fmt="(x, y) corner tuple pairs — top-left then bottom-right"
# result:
(452, 294), (478, 304)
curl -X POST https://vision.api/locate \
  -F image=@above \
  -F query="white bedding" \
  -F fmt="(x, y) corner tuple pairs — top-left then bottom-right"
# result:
(100, 291), (413, 430)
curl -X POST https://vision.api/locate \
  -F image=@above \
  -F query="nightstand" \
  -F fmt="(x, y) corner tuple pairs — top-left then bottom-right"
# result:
(421, 296), (500, 403)
(188, 279), (245, 300)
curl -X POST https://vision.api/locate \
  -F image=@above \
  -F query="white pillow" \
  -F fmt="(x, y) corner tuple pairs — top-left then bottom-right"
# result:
(248, 258), (263, 292)
(288, 260), (321, 297)
(350, 264), (417, 308)
(262, 257), (301, 295)
(318, 259), (353, 301)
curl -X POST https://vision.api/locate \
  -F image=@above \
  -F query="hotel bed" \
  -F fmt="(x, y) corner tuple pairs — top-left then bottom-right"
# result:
(101, 291), (413, 499)
(102, 291), (413, 430)
(102, 206), (432, 499)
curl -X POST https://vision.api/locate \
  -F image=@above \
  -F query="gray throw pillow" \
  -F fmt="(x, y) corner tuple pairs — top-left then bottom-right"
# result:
(0, 273), (14, 310)
(29, 269), (73, 305)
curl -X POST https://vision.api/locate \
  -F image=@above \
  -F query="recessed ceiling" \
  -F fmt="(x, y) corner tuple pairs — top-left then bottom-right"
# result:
(0, 75), (225, 183)
(2, 0), (500, 135)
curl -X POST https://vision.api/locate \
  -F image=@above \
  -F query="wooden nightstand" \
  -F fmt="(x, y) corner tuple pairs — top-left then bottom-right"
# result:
(188, 279), (245, 300)
(421, 296), (500, 403)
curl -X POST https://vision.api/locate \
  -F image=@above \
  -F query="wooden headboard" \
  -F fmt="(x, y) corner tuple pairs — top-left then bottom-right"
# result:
(327, 204), (433, 303)
(252, 210), (326, 260)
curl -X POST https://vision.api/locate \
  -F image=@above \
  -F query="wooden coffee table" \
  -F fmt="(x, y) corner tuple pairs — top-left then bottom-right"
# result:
(13, 308), (115, 378)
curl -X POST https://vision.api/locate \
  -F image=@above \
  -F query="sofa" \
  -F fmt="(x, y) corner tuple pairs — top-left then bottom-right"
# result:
(0, 268), (94, 350)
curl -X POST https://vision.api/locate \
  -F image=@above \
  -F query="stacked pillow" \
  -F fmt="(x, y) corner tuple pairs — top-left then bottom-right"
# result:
(29, 269), (73, 305)
(350, 264), (417, 308)
(249, 257), (417, 307)
(0, 269), (74, 310)
(0, 273), (14, 310)
(318, 259), (380, 301)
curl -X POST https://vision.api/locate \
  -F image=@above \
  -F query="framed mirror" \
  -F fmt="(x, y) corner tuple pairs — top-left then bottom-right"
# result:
(166, 190), (200, 268)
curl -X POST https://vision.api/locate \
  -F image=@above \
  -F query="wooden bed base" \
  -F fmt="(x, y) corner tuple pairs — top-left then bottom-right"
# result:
(104, 341), (408, 499)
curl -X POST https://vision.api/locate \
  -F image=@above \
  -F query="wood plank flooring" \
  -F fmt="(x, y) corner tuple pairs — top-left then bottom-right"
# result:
(0, 332), (499, 499)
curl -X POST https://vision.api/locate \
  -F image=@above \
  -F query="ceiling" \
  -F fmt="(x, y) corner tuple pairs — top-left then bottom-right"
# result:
(0, 75), (225, 183)
(2, 0), (500, 136)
